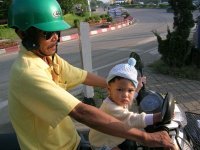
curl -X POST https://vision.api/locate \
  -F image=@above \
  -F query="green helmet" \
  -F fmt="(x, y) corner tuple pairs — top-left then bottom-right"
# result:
(8, 0), (71, 31)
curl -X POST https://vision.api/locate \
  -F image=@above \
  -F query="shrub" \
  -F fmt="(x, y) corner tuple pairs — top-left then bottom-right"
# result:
(94, 16), (101, 23)
(84, 17), (90, 22)
(107, 16), (113, 22)
(0, 25), (18, 40)
(74, 19), (80, 28)
(153, 0), (195, 68)
(100, 14), (106, 19)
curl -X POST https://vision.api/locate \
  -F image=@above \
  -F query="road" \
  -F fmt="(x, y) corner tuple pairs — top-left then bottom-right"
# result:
(57, 8), (174, 77)
(0, 9), (174, 132)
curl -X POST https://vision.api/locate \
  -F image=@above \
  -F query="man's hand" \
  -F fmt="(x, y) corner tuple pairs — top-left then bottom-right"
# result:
(142, 131), (177, 150)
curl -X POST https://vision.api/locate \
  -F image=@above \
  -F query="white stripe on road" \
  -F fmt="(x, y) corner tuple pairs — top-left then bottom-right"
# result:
(149, 49), (158, 55)
(137, 36), (156, 45)
(93, 47), (158, 72)
(0, 49), (6, 54)
(136, 33), (167, 45)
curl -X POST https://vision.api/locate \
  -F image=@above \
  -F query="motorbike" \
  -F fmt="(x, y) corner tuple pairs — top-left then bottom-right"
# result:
(129, 52), (193, 150)
(77, 52), (194, 150)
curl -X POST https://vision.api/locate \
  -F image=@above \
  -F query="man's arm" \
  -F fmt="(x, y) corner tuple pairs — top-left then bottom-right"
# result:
(69, 102), (176, 149)
(83, 72), (107, 88)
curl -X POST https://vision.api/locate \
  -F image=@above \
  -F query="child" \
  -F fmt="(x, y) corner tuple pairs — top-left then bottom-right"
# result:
(89, 58), (161, 150)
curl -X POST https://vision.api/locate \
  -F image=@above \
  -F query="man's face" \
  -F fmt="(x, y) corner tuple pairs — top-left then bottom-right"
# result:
(108, 78), (136, 107)
(37, 31), (59, 56)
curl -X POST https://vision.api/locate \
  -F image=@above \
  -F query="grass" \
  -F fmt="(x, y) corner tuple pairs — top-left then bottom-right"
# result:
(0, 25), (18, 40)
(0, 12), (104, 41)
(75, 87), (107, 108)
(63, 13), (86, 27)
(149, 59), (200, 81)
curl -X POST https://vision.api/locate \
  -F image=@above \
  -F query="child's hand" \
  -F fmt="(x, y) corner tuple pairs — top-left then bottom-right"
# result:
(153, 112), (162, 124)
(136, 76), (146, 92)
(140, 76), (147, 84)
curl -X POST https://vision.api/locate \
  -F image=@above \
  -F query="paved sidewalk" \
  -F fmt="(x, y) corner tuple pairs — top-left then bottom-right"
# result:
(140, 54), (200, 114)
(144, 68), (200, 114)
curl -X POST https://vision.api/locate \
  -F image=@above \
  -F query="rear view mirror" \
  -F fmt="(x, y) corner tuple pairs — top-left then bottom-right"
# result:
(129, 52), (143, 75)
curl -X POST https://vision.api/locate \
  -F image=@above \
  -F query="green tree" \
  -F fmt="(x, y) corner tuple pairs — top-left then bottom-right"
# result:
(0, 0), (12, 20)
(154, 0), (195, 67)
(97, 0), (104, 7)
(59, 0), (73, 14)
(58, 0), (88, 14)
(90, 0), (97, 9)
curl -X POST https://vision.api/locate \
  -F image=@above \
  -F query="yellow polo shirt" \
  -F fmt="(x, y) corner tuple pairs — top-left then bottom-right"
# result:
(8, 45), (87, 150)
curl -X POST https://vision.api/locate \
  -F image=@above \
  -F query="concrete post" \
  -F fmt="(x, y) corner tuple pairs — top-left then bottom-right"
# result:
(87, 0), (91, 17)
(79, 22), (94, 98)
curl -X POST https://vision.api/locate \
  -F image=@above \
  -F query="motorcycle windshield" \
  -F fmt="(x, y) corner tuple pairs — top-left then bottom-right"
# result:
(173, 104), (187, 127)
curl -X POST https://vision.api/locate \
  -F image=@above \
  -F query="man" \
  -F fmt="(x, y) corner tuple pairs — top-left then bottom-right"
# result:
(8, 0), (176, 150)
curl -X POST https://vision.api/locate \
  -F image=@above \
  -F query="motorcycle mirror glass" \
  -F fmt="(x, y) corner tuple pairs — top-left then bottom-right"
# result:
(129, 52), (143, 73)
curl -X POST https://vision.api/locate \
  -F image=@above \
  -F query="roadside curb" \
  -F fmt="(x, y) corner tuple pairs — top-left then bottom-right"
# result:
(60, 19), (133, 42)
(0, 19), (134, 55)
(0, 45), (20, 55)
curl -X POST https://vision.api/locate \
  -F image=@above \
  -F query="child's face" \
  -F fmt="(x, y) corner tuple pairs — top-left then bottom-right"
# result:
(108, 78), (136, 107)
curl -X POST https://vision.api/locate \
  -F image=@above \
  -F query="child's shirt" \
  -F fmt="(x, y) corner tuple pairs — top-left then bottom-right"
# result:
(89, 97), (148, 148)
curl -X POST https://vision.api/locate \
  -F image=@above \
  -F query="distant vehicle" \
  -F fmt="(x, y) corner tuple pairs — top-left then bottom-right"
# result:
(108, 6), (128, 17)
(138, 2), (144, 5)
(115, 0), (124, 4)
(159, 2), (169, 5)
(146, 2), (156, 6)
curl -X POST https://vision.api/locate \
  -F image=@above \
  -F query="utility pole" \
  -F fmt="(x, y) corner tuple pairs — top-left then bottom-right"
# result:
(87, 0), (91, 17)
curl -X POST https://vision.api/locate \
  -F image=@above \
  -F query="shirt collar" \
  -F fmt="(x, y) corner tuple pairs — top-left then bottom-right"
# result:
(19, 43), (50, 69)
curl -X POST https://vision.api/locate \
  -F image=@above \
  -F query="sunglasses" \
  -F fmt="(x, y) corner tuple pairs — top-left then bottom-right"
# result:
(42, 31), (60, 40)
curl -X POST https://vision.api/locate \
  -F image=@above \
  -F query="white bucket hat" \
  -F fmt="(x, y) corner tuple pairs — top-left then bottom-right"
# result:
(107, 58), (138, 87)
